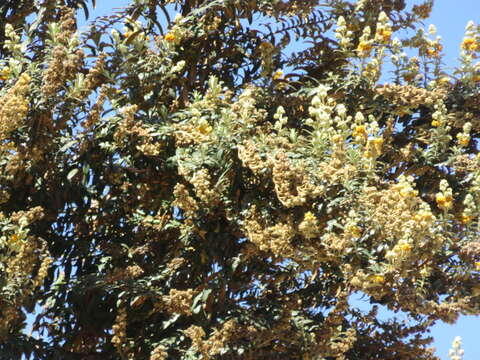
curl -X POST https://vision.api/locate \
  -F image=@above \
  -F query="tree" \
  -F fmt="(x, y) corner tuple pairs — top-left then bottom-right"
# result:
(0, 0), (479, 358)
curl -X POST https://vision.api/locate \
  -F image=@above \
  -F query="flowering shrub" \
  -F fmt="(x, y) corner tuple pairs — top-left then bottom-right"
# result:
(0, 0), (479, 359)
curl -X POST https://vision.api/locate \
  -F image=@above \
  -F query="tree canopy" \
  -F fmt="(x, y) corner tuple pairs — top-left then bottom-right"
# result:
(0, 0), (479, 359)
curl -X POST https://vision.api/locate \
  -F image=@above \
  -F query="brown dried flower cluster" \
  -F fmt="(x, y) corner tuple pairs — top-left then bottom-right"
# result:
(0, 73), (30, 141)
(162, 288), (196, 316)
(272, 152), (323, 208)
(185, 320), (242, 358)
(376, 83), (447, 115)
(245, 206), (297, 258)
(0, 207), (50, 342)
(149, 345), (168, 360)
(41, 9), (84, 98)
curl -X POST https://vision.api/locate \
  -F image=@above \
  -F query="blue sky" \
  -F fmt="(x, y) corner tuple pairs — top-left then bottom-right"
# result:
(74, 1), (479, 359)
(410, 2), (479, 359)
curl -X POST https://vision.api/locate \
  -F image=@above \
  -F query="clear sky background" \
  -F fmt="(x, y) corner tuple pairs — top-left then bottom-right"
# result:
(73, 1), (479, 359)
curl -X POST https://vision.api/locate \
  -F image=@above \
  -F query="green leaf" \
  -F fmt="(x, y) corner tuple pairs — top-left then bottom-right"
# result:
(67, 168), (79, 181)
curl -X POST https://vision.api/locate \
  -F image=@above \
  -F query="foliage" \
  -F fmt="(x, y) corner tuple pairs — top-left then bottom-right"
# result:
(0, 0), (479, 359)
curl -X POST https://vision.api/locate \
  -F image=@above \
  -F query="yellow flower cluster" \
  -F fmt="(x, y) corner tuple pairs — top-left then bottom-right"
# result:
(357, 41), (372, 57)
(352, 125), (368, 142)
(397, 177), (419, 199)
(461, 37), (478, 52)
(458, 21), (480, 82)
(456, 134), (469, 147)
(386, 238), (414, 264)
(341, 210), (362, 241)
(435, 194), (453, 210)
(164, 32), (175, 42)
(349, 112), (386, 164)
(413, 209), (434, 224)
(350, 271), (386, 296)
(369, 274), (385, 284)
(345, 223), (362, 238)
(461, 214), (474, 224)
(460, 193), (476, 225)
(436, 179), (453, 211)
(161, 15), (190, 46)
(358, 176), (442, 286)
(272, 69), (284, 80)
(456, 122), (471, 147)
(427, 42), (443, 58)
(374, 12), (392, 43)
(196, 118), (213, 135)
(357, 25), (373, 57)
(0, 67), (9, 81)
(429, 99), (449, 132)
(308, 85), (335, 128)
(299, 211), (319, 239)
(335, 16), (352, 48)
(364, 137), (384, 159)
